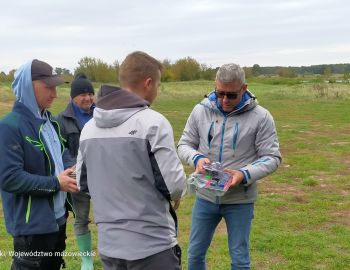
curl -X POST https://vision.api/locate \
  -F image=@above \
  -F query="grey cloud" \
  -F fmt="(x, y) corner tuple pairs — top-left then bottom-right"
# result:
(0, 0), (349, 72)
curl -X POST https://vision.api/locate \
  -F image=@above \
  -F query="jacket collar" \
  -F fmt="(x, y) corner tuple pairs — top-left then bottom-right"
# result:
(203, 90), (257, 116)
(61, 101), (95, 119)
(13, 101), (47, 126)
(60, 101), (76, 119)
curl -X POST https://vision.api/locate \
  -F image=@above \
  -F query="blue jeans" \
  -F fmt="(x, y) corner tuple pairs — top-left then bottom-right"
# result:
(188, 197), (254, 270)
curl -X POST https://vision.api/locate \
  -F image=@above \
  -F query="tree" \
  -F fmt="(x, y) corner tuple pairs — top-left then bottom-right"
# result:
(75, 57), (118, 83)
(172, 57), (201, 81)
(252, 64), (261, 77)
(323, 66), (332, 78)
(277, 67), (297, 78)
(55, 67), (72, 76)
(0, 71), (6, 82)
(200, 64), (216, 80)
(161, 59), (174, 82)
(113, 60), (120, 82)
(75, 57), (98, 81)
(243, 67), (253, 79)
(7, 69), (16, 81)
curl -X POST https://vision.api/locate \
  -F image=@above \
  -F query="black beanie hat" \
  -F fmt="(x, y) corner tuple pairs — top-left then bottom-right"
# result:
(70, 73), (95, 99)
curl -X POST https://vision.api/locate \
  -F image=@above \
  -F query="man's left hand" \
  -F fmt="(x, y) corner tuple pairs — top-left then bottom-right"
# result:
(224, 169), (244, 187)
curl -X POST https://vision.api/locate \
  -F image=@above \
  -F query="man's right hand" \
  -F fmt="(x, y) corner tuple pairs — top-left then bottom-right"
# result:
(195, 158), (211, 174)
(173, 199), (181, 210)
(58, 168), (79, 192)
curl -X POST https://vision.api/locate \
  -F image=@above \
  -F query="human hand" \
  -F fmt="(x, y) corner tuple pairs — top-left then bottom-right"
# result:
(195, 158), (211, 174)
(173, 199), (181, 210)
(69, 165), (77, 179)
(224, 169), (244, 188)
(58, 168), (79, 192)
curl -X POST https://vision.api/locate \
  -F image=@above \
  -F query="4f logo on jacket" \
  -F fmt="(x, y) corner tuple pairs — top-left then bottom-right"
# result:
(129, 130), (137, 135)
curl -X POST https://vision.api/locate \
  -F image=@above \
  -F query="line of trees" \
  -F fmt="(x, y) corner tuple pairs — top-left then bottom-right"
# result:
(246, 64), (350, 78)
(1, 58), (350, 83)
(73, 56), (218, 83)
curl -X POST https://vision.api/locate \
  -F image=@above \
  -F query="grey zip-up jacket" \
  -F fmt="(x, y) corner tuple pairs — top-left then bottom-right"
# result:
(76, 86), (186, 260)
(178, 90), (281, 204)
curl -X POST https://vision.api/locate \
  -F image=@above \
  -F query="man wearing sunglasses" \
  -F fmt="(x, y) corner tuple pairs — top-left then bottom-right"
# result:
(178, 63), (281, 270)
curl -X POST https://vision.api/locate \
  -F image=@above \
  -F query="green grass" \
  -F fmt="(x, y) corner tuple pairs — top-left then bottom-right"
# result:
(1, 80), (350, 269)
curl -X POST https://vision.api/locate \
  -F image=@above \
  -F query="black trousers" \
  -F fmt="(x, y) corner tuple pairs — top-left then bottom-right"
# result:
(100, 245), (182, 270)
(11, 223), (67, 270)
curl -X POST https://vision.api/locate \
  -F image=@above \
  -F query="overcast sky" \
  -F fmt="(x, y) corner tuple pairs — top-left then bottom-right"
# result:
(1, 0), (349, 73)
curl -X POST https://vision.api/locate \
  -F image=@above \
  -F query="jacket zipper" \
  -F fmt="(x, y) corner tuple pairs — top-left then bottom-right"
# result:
(219, 116), (227, 162)
(39, 124), (52, 173)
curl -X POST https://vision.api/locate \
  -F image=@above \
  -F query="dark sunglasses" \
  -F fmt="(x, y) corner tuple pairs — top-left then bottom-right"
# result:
(215, 89), (241, 100)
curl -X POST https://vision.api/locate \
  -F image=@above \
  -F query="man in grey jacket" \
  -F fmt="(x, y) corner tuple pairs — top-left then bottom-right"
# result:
(177, 63), (282, 270)
(76, 51), (187, 270)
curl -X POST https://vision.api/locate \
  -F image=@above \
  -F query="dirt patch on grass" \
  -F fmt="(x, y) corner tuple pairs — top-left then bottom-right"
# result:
(252, 252), (288, 269)
(335, 156), (350, 176)
(330, 141), (350, 145)
(316, 207), (350, 229)
(311, 182), (350, 196)
(331, 209), (350, 227)
(260, 181), (306, 196)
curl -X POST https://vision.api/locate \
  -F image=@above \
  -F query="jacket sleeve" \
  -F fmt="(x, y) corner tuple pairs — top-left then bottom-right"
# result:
(62, 148), (75, 169)
(56, 113), (76, 169)
(0, 124), (61, 196)
(239, 111), (282, 185)
(75, 147), (83, 191)
(75, 146), (89, 193)
(56, 113), (67, 143)
(177, 105), (205, 167)
(148, 115), (187, 201)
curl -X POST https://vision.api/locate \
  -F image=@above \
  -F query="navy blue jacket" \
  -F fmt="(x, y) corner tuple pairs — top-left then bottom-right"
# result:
(0, 101), (66, 236)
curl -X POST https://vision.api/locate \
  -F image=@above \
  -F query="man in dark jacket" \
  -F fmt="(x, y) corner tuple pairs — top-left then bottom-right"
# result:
(57, 73), (95, 270)
(0, 59), (79, 270)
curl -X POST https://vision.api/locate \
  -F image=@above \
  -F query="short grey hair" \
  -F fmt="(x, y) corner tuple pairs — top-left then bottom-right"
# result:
(216, 63), (245, 84)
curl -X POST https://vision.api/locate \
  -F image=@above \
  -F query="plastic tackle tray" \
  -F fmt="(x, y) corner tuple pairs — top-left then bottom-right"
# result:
(188, 162), (233, 196)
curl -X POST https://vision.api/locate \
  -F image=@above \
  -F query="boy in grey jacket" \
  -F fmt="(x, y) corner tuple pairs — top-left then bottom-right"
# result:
(178, 63), (282, 270)
(76, 51), (186, 270)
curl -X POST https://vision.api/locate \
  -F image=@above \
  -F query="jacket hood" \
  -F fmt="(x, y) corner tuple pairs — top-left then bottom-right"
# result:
(93, 85), (149, 128)
(201, 89), (258, 115)
(11, 60), (42, 119)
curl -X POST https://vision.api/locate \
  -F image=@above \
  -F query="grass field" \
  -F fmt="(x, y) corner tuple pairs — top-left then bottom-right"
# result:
(0, 80), (350, 269)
